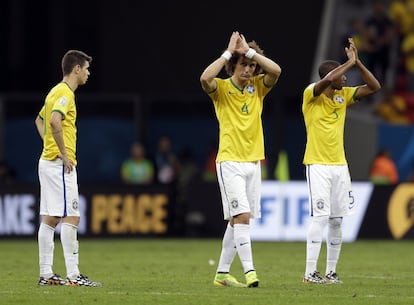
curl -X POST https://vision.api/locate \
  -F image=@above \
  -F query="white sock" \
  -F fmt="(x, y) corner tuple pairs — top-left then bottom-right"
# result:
(61, 222), (80, 279)
(305, 216), (328, 275)
(216, 223), (236, 273)
(326, 217), (342, 275)
(234, 223), (254, 273)
(38, 223), (55, 278)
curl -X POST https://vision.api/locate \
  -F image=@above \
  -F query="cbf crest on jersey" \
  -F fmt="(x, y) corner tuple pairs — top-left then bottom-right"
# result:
(335, 95), (345, 104)
(246, 84), (255, 94)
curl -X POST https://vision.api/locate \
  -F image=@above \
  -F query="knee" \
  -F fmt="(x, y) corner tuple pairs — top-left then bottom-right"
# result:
(329, 217), (342, 228)
(312, 215), (329, 226)
(42, 215), (61, 228)
(233, 213), (251, 225)
(63, 216), (80, 227)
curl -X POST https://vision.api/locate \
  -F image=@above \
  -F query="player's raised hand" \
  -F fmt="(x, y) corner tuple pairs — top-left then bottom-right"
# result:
(348, 37), (359, 61)
(345, 37), (357, 64)
(227, 31), (241, 54)
(236, 33), (250, 55)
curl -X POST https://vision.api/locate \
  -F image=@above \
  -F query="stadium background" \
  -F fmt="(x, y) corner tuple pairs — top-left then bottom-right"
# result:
(0, 0), (325, 182)
(1, 0), (414, 239)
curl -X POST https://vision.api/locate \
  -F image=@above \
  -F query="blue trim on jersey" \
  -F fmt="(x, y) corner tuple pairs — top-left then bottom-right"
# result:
(62, 165), (67, 217)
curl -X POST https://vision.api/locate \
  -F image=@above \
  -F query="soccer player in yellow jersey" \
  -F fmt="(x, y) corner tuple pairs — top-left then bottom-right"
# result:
(200, 31), (281, 287)
(302, 38), (381, 284)
(35, 50), (101, 287)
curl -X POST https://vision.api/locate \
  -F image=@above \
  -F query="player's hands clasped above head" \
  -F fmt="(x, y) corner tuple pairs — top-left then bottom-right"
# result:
(345, 37), (357, 64)
(227, 31), (250, 56)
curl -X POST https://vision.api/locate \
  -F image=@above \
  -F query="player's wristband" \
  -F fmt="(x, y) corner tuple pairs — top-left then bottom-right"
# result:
(221, 50), (232, 61)
(245, 48), (256, 59)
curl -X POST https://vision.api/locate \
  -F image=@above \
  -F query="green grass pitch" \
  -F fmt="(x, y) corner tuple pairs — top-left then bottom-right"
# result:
(1, 238), (413, 305)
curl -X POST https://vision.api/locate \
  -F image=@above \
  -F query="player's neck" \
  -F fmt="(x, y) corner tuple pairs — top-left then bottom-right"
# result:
(324, 87), (335, 99)
(230, 77), (248, 91)
(62, 76), (79, 92)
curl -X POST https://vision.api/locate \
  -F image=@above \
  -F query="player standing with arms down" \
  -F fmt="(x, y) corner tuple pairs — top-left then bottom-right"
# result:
(200, 31), (282, 287)
(302, 38), (381, 284)
(35, 50), (101, 287)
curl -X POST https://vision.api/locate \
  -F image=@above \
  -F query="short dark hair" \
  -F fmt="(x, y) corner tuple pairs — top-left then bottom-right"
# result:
(318, 60), (340, 79)
(61, 50), (92, 76)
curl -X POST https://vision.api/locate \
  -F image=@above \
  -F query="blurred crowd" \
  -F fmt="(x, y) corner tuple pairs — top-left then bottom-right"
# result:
(343, 0), (414, 124)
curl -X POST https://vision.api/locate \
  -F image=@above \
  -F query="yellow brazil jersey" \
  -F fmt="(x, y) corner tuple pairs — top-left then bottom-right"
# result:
(38, 82), (77, 165)
(208, 75), (272, 162)
(302, 83), (358, 165)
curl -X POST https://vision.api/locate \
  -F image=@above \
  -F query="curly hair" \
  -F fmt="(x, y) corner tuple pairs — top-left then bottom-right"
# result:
(224, 40), (264, 76)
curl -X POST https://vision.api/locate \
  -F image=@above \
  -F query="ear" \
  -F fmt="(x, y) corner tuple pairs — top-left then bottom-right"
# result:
(74, 64), (81, 74)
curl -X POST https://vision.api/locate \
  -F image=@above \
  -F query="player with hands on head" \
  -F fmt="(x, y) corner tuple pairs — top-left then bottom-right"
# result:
(200, 31), (282, 288)
(302, 37), (381, 284)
